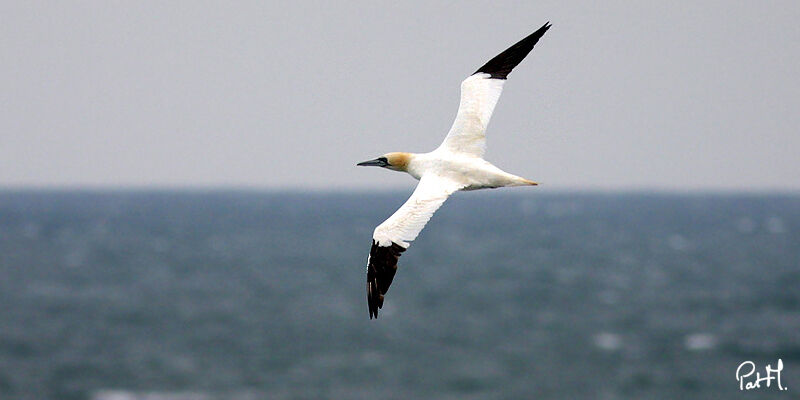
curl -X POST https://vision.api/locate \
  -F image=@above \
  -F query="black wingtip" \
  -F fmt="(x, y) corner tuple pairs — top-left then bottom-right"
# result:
(366, 241), (405, 320)
(473, 22), (552, 80)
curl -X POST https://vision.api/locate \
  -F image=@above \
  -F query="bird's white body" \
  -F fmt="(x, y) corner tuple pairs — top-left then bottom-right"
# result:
(361, 23), (552, 318)
(370, 150), (535, 249)
(405, 151), (533, 191)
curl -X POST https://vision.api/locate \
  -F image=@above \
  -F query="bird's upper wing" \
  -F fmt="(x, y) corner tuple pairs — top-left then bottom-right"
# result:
(367, 175), (464, 319)
(437, 22), (551, 158)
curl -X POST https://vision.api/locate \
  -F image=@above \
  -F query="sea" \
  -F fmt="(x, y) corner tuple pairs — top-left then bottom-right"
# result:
(0, 190), (797, 400)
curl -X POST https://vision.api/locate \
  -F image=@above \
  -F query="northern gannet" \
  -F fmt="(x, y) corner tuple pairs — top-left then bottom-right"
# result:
(358, 22), (552, 319)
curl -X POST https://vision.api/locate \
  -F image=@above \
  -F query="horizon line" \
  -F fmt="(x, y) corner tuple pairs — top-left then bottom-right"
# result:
(1, 184), (799, 196)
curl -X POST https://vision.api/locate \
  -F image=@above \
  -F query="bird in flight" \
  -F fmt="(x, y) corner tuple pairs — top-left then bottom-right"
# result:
(358, 22), (552, 319)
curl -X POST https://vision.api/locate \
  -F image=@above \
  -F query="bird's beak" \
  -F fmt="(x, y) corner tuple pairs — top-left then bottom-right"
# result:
(357, 157), (388, 167)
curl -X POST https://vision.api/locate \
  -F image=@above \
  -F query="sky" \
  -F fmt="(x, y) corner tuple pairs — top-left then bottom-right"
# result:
(1, 1), (798, 191)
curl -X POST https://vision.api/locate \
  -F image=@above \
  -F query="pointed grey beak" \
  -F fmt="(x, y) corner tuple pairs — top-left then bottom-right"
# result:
(357, 157), (388, 167)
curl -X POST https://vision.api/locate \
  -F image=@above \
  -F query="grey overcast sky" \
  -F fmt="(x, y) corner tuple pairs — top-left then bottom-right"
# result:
(1, 1), (798, 191)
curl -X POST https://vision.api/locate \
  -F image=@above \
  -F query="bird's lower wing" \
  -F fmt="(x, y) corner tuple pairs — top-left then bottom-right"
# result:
(437, 22), (551, 158)
(367, 175), (464, 319)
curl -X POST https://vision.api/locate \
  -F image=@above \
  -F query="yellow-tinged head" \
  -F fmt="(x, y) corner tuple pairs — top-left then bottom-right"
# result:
(357, 152), (411, 172)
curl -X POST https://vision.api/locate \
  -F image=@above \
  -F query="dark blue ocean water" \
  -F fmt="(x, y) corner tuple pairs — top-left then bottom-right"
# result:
(0, 191), (798, 399)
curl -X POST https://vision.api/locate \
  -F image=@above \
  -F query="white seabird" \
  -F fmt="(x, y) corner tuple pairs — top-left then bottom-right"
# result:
(358, 22), (552, 319)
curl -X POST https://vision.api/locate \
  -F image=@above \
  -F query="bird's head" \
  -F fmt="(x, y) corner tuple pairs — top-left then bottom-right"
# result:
(357, 152), (411, 172)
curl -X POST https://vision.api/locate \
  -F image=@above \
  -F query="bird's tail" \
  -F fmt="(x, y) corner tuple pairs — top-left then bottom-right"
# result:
(508, 175), (538, 186)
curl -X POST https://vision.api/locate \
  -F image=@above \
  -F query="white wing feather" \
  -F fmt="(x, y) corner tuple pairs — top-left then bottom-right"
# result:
(436, 73), (505, 158)
(372, 175), (464, 248)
